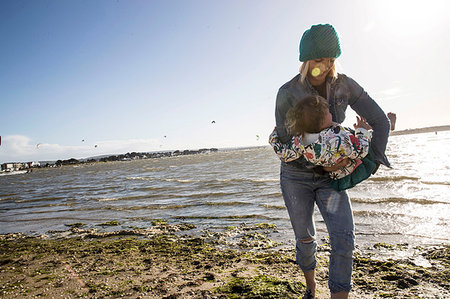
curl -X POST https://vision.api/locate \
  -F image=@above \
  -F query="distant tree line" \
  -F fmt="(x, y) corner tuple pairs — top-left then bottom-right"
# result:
(53, 148), (219, 166)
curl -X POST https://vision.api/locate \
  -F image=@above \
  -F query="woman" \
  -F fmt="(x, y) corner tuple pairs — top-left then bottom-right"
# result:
(273, 24), (390, 299)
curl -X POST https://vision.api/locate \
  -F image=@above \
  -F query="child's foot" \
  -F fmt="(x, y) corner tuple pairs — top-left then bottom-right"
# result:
(387, 112), (396, 131)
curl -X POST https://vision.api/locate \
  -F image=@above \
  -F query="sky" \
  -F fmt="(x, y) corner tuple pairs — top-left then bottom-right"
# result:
(1, 0), (449, 163)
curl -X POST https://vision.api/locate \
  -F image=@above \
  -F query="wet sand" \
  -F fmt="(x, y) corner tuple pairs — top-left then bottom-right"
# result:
(1, 222), (448, 298)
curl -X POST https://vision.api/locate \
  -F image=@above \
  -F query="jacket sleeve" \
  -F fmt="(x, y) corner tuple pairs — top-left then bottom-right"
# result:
(275, 88), (293, 144)
(268, 127), (302, 162)
(345, 76), (391, 167)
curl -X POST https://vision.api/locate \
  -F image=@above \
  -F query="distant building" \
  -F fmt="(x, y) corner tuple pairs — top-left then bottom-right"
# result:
(1, 161), (40, 172)
(1, 163), (25, 171)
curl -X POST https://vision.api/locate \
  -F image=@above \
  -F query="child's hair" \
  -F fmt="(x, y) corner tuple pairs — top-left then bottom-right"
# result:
(286, 95), (329, 136)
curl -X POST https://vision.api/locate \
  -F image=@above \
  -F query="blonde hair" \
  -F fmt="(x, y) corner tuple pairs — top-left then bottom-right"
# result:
(299, 61), (337, 84)
(286, 95), (329, 137)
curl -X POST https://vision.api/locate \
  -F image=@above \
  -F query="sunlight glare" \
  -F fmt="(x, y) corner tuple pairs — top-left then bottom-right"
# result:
(311, 67), (321, 77)
(370, 0), (448, 36)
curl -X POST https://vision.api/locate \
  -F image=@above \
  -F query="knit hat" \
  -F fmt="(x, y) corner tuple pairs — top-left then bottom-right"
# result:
(299, 24), (341, 62)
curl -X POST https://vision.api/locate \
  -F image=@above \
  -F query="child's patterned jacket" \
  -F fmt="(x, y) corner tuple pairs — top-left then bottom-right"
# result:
(269, 123), (371, 180)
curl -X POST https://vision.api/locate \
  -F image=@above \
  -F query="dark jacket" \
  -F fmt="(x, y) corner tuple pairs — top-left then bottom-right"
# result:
(275, 73), (390, 168)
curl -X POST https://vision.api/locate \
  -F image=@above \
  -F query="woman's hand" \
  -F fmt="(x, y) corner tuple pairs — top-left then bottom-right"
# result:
(353, 116), (372, 130)
(323, 158), (350, 172)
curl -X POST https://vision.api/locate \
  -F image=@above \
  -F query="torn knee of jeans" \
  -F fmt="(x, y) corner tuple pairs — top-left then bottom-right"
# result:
(299, 237), (315, 244)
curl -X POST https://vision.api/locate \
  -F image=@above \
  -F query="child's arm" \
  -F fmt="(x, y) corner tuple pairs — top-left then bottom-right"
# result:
(268, 127), (302, 162)
(342, 116), (372, 159)
(333, 127), (371, 161)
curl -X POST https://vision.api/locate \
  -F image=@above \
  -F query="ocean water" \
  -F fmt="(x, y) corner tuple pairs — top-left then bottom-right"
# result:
(1, 131), (449, 249)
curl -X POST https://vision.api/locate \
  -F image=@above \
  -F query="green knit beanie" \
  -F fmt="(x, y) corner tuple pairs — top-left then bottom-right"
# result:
(299, 24), (341, 62)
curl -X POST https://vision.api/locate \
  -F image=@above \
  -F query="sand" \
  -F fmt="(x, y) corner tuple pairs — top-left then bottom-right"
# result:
(1, 222), (448, 298)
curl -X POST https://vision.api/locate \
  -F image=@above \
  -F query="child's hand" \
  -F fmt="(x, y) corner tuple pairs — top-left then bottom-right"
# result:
(323, 158), (350, 172)
(353, 116), (372, 130)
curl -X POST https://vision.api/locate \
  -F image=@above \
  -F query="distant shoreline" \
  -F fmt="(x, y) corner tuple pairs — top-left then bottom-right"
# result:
(2, 126), (449, 165)
(390, 125), (450, 136)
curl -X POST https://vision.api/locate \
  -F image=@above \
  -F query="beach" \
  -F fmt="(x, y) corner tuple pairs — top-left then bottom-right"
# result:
(1, 222), (449, 298)
(1, 132), (449, 297)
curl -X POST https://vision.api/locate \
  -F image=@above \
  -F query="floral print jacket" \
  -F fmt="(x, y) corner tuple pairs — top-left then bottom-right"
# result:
(269, 123), (372, 180)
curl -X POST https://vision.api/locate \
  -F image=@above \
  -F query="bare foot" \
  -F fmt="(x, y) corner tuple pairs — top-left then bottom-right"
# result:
(387, 112), (396, 131)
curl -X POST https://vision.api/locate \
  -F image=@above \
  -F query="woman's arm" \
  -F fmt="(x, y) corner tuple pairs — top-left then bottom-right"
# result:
(345, 76), (390, 168)
(275, 88), (293, 144)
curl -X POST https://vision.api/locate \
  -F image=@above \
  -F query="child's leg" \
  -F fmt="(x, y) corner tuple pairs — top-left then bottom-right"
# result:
(387, 112), (396, 131)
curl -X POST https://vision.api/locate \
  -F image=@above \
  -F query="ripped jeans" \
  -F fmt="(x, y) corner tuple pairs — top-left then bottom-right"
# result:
(280, 162), (355, 294)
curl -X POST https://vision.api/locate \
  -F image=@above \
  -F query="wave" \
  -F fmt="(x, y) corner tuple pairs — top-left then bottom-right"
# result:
(260, 204), (286, 210)
(61, 186), (87, 191)
(368, 176), (420, 182)
(353, 210), (402, 217)
(216, 178), (279, 184)
(0, 193), (18, 197)
(355, 231), (449, 242)
(109, 201), (253, 210)
(184, 192), (240, 199)
(57, 186), (119, 193)
(352, 210), (435, 220)
(204, 201), (252, 206)
(125, 176), (278, 185)
(163, 178), (197, 183)
(125, 176), (156, 181)
(10, 190), (243, 204)
(0, 216), (101, 222)
(137, 186), (179, 191)
(351, 197), (448, 205)
(143, 168), (166, 172)
(0, 202), (75, 211)
(15, 196), (67, 203)
(107, 204), (196, 211)
(4, 204), (195, 214)
(126, 177), (204, 183)
(6, 201), (255, 214)
(96, 195), (159, 201)
(95, 191), (241, 202)
(173, 215), (288, 221)
(421, 181), (450, 186)
(0, 197), (18, 202)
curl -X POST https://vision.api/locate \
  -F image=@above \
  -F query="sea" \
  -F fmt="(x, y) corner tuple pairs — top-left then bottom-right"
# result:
(1, 131), (449, 251)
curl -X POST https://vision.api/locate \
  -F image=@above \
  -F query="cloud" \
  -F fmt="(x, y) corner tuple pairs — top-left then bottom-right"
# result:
(373, 87), (411, 101)
(0, 135), (161, 163)
(363, 21), (375, 32)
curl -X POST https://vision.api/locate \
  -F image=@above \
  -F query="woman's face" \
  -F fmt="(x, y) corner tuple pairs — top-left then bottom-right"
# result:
(307, 58), (335, 86)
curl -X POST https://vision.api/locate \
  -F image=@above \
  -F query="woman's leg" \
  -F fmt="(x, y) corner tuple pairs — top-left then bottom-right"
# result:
(280, 163), (317, 295)
(315, 184), (354, 296)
